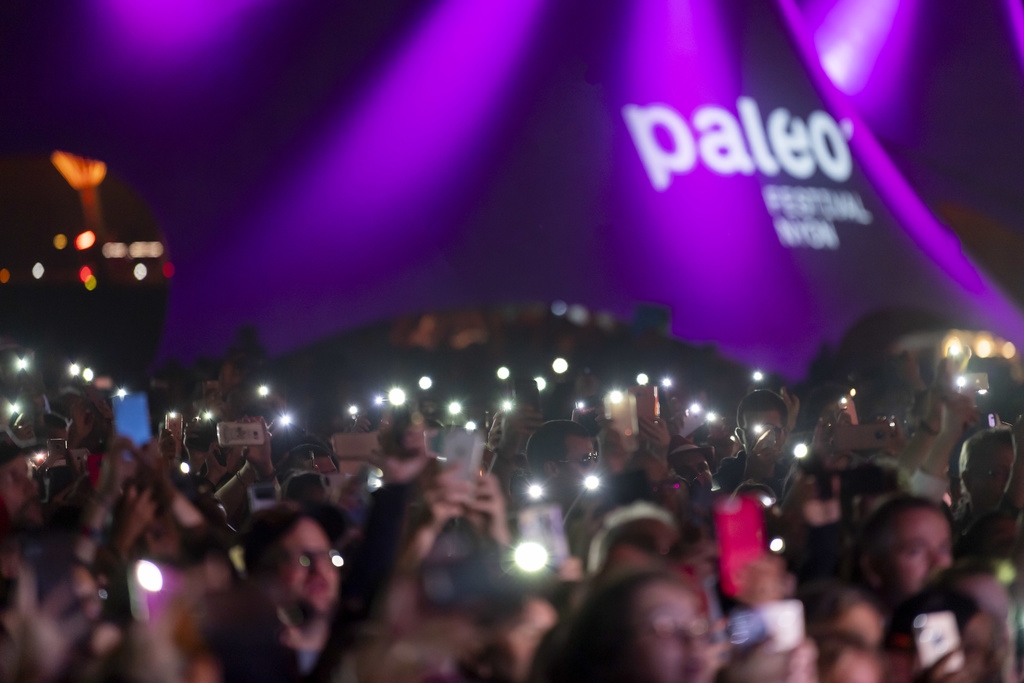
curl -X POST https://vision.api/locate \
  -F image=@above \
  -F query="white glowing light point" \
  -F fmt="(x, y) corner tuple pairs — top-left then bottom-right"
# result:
(135, 560), (163, 592)
(753, 424), (765, 435)
(374, 396), (384, 406)
(527, 484), (544, 500)
(501, 400), (513, 412)
(609, 390), (624, 404)
(706, 412), (718, 422)
(575, 401), (586, 410)
(769, 538), (785, 553)
(15, 358), (28, 371)
(388, 388), (406, 406)
(203, 411), (214, 420)
(8, 403), (20, 416)
(82, 368), (94, 382)
(419, 376), (433, 390)
(133, 263), (148, 281)
(331, 554), (344, 568)
(584, 475), (600, 490)
(116, 388), (127, 399)
(31, 263), (44, 279)
(514, 542), (549, 572)
(636, 373), (649, 386)
(168, 412), (178, 418)
(849, 388), (857, 397)
(661, 378), (673, 388)
(534, 377), (547, 391)
(179, 462), (190, 474)
(279, 414), (293, 426)
(752, 371), (764, 382)
(448, 402), (462, 415)
(946, 338), (964, 357)
(552, 358), (569, 374)
(348, 405), (359, 416)
(794, 443), (808, 459)
(465, 421), (477, 431)
(689, 403), (702, 415)
(497, 367), (511, 380)
(258, 385), (270, 397)
(69, 363), (80, 376)
(956, 376), (967, 388)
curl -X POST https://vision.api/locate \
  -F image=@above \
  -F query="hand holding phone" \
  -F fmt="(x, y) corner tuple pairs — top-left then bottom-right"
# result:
(713, 494), (766, 597)
(605, 391), (638, 453)
(112, 393), (152, 447)
(914, 611), (963, 673)
(519, 504), (569, 568)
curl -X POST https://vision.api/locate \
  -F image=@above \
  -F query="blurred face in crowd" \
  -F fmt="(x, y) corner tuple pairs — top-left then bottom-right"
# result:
(545, 434), (599, 490)
(822, 648), (883, 683)
(627, 580), (707, 683)
(273, 518), (339, 617)
(0, 455), (42, 527)
(489, 598), (558, 683)
(830, 601), (885, 651)
(864, 508), (952, 606)
(961, 444), (1013, 514)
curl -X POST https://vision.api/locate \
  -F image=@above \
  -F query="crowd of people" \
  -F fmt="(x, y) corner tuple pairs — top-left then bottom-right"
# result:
(0, 337), (1022, 683)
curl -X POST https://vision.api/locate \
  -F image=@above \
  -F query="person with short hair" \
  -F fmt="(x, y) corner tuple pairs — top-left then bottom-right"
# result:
(714, 390), (790, 497)
(524, 420), (598, 510)
(956, 428), (1016, 533)
(858, 495), (953, 611)
(243, 505), (342, 676)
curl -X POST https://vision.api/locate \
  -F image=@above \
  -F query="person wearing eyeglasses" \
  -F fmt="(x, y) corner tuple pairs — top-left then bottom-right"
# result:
(524, 420), (599, 510)
(714, 390), (791, 498)
(243, 505), (343, 676)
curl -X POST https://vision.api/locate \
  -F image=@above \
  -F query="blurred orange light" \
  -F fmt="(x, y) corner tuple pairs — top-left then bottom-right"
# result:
(51, 151), (106, 190)
(53, 234), (68, 250)
(0, 269), (9, 284)
(75, 231), (96, 250)
(162, 262), (175, 278)
(78, 266), (93, 283)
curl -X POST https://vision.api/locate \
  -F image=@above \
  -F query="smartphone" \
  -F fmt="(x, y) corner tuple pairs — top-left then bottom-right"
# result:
(713, 494), (766, 597)
(331, 431), (381, 475)
(46, 438), (66, 466)
(112, 393), (152, 447)
(914, 611), (964, 672)
(513, 379), (541, 414)
(605, 391), (639, 452)
(631, 385), (660, 421)
(518, 504), (570, 568)
(129, 560), (183, 622)
(759, 600), (805, 653)
(957, 372), (989, 393)
(832, 423), (898, 451)
(439, 428), (485, 481)
(247, 481), (277, 513)
(164, 413), (183, 443)
(216, 421), (265, 447)
(750, 427), (777, 455)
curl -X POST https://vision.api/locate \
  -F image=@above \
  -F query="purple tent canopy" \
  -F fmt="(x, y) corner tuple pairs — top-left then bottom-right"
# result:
(1, 0), (1021, 376)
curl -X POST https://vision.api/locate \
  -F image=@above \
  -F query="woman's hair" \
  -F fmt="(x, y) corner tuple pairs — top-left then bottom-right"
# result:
(544, 569), (685, 683)
(797, 579), (883, 642)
